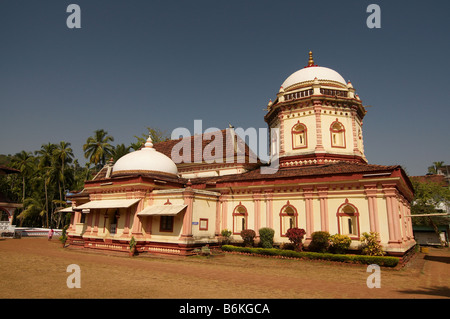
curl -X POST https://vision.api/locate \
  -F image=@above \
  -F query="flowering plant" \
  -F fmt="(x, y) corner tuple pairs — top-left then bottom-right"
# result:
(240, 229), (256, 247)
(285, 228), (306, 251)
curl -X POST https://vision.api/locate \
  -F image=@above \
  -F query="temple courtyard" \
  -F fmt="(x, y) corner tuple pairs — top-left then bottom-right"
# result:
(0, 237), (448, 299)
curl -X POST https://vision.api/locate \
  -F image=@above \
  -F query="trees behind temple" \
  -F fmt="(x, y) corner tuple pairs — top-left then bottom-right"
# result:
(0, 127), (169, 228)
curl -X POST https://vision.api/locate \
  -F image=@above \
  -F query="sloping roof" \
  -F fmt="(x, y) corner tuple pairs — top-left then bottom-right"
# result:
(190, 161), (404, 185)
(0, 165), (20, 175)
(153, 128), (260, 166)
(74, 199), (141, 210)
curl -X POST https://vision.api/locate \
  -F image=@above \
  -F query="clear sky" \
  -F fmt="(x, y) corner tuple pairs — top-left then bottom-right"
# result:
(1, 0), (449, 176)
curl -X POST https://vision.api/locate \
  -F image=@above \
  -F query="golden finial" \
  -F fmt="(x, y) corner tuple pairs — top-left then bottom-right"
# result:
(308, 51), (314, 67)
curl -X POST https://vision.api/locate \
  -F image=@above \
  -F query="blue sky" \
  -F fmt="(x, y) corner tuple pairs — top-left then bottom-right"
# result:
(0, 0), (449, 176)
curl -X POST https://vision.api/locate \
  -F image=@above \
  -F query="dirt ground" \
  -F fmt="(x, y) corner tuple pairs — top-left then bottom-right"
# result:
(0, 237), (449, 299)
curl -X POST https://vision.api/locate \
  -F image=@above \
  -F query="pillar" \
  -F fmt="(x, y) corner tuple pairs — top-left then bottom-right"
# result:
(383, 184), (401, 244)
(181, 188), (194, 238)
(317, 187), (329, 232)
(304, 188), (314, 238)
(253, 193), (263, 236)
(364, 184), (380, 234)
(264, 190), (274, 229)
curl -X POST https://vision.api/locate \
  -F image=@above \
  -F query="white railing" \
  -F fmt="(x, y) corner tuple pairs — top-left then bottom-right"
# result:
(15, 227), (63, 237)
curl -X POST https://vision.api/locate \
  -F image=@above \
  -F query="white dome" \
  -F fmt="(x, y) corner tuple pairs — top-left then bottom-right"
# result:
(282, 66), (346, 89)
(112, 136), (178, 176)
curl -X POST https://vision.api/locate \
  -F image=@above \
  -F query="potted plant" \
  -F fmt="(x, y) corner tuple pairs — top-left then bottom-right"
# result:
(129, 236), (137, 256)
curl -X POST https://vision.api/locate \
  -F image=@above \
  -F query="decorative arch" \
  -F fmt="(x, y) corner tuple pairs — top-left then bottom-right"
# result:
(291, 121), (307, 149)
(279, 201), (298, 236)
(232, 202), (248, 234)
(330, 119), (346, 148)
(336, 199), (360, 238)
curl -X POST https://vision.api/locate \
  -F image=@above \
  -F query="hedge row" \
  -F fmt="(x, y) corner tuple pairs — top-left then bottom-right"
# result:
(221, 245), (399, 267)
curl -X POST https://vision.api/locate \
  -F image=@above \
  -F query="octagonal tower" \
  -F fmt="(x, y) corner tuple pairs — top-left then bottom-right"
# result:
(265, 52), (367, 168)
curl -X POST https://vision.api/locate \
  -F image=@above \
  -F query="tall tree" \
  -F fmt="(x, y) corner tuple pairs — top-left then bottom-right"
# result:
(411, 177), (450, 245)
(10, 151), (35, 203)
(18, 195), (45, 227)
(83, 129), (115, 169)
(53, 141), (74, 201)
(112, 143), (131, 161)
(35, 143), (57, 228)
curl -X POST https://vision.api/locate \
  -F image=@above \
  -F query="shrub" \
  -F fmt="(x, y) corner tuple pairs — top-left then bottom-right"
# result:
(309, 231), (330, 253)
(285, 228), (306, 251)
(279, 242), (296, 250)
(329, 234), (352, 254)
(221, 229), (232, 245)
(360, 232), (384, 256)
(220, 245), (399, 267)
(259, 227), (275, 248)
(240, 229), (256, 247)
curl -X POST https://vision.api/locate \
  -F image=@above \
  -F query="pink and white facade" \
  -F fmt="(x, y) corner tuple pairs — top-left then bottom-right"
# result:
(67, 52), (415, 256)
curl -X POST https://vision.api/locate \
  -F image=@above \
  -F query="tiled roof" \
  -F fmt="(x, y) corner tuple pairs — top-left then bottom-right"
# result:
(0, 165), (20, 175)
(190, 161), (404, 185)
(153, 128), (260, 166)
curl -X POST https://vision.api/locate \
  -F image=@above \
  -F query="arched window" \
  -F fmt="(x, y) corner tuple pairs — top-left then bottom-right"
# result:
(280, 202), (298, 236)
(233, 204), (248, 234)
(330, 120), (345, 148)
(292, 122), (307, 149)
(271, 127), (279, 157)
(337, 200), (360, 238)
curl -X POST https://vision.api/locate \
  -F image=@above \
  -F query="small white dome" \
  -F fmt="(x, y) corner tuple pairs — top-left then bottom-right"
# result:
(112, 135), (178, 176)
(282, 66), (346, 89)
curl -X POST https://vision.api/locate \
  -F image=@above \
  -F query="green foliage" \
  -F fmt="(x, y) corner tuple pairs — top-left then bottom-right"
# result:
(259, 227), (275, 248)
(360, 232), (384, 256)
(129, 236), (137, 250)
(83, 129), (115, 169)
(411, 177), (450, 210)
(240, 229), (256, 247)
(309, 231), (330, 253)
(221, 245), (399, 267)
(131, 127), (170, 150)
(285, 228), (306, 251)
(220, 229), (232, 245)
(329, 234), (352, 254)
(59, 225), (69, 244)
(221, 229), (232, 237)
(0, 127), (166, 228)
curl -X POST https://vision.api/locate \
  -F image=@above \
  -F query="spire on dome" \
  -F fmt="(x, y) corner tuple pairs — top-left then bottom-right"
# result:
(306, 51), (317, 68)
(144, 134), (154, 149)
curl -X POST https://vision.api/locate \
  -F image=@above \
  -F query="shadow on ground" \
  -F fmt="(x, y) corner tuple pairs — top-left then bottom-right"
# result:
(397, 286), (450, 298)
(424, 255), (450, 264)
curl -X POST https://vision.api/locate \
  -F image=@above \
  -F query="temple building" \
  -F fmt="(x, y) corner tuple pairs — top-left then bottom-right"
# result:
(67, 52), (415, 256)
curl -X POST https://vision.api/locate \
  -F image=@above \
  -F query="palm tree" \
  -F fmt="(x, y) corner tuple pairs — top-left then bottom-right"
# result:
(83, 129), (115, 170)
(18, 196), (45, 227)
(35, 143), (57, 228)
(11, 151), (35, 203)
(53, 141), (74, 201)
(112, 143), (131, 161)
